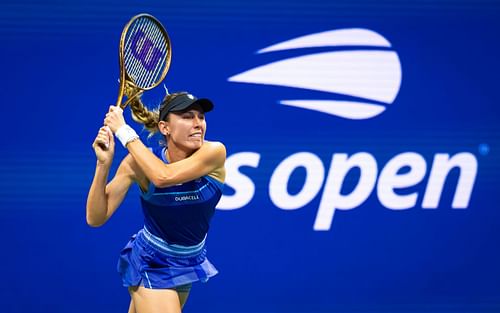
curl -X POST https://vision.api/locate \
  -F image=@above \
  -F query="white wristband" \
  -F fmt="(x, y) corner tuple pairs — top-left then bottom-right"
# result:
(115, 124), (139, 148)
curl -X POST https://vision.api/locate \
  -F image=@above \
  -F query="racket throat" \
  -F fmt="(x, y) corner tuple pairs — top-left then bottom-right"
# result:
(116, 80), (143, 109)
(121, 89), (144, 109)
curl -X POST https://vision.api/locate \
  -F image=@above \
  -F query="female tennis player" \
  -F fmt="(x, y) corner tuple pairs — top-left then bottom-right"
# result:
(86, 91), (226, 313)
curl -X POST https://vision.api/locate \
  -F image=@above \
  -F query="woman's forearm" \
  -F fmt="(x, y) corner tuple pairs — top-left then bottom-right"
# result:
(86, 161), (111, 227)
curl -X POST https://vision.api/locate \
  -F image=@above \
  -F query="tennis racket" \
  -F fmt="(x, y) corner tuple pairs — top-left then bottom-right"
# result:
(101, 13), (171, 149)
(115, 13), (172, 109)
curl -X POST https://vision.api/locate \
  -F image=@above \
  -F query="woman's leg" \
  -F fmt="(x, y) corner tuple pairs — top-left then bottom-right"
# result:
(129, 286), (182, 313)
(127, 298), (136, 313)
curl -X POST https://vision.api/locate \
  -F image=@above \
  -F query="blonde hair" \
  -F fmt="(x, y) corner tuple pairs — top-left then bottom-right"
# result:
(128, 91), (189, 138)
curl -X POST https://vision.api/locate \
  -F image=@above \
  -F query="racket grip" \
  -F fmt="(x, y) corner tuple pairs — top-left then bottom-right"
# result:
(97, 141), (109, 150)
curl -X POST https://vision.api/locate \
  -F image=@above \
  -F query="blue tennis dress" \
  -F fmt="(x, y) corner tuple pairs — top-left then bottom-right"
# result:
(117, 146), (224, 289)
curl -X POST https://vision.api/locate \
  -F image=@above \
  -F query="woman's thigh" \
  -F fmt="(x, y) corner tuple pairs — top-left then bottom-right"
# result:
(128, 299), (136, 313)
(129, 286), (182, 313)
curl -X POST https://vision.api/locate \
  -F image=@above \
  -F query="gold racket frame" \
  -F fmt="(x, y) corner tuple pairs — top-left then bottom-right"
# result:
(116, 13), (172, 109)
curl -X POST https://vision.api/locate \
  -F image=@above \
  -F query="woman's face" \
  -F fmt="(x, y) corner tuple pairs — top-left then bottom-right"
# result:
(162, 104), (206, 151)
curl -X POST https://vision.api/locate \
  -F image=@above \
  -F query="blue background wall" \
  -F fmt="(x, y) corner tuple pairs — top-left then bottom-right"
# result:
(0, 1), (499, 312)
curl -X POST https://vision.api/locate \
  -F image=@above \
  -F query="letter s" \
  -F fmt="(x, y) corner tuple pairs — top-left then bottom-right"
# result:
(216, 152), (261, 210)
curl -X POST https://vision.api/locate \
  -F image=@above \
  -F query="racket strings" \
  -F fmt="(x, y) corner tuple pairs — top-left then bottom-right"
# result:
(125, 19), (154, 87)
(124, 21), (144, 84)
(127, 19), (158, 85)
(135, 20), (162, 87)
(145, 24), (168, 87)
(123, 16), (169, 89)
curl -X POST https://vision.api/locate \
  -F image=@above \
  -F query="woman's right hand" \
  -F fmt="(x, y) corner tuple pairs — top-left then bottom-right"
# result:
(92, 126), (115, 165)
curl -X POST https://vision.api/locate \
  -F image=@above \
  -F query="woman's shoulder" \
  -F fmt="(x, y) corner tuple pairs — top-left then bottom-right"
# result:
(201, 141), (226, 183)
(201, 140), (226, 158)
(203, 140), (225, 149)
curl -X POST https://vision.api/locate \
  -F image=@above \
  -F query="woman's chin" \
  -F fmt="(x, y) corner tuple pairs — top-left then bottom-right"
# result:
(185, 139), (203, 150)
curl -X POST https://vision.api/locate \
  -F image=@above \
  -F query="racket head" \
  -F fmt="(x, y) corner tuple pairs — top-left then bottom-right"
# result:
(119, 14), (172, 91)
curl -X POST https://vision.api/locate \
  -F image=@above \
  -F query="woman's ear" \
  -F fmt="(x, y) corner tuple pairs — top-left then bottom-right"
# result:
(158, 121), (169, 136)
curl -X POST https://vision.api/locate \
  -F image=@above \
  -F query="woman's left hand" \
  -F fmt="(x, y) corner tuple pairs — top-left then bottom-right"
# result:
(104, 105), (126, 133)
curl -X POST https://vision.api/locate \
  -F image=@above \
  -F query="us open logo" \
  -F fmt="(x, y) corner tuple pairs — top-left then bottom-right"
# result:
(221, 29), (478, 231)
(228, 28), (402, 120)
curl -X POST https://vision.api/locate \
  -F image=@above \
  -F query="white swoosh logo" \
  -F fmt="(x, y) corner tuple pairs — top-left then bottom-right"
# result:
(228, 28), (402, 119)
(258, 28), (392, 53)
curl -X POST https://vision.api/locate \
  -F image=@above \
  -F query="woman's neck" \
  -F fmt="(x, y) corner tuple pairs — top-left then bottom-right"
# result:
(165, 144), (193, 163)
